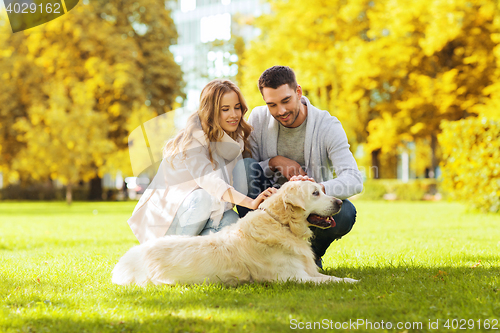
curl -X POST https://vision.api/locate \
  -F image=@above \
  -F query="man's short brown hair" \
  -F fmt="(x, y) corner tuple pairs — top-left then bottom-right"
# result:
(258, 66), (298, 94)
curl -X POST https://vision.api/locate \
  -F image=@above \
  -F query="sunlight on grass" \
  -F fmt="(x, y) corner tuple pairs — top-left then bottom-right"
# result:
(1, 201), (499, 332)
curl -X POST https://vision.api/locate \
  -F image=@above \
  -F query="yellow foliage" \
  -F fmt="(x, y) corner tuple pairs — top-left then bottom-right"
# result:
(439, 117), (500, 212)
(242, 0), (500, 178)
(0, 0), (184, 191)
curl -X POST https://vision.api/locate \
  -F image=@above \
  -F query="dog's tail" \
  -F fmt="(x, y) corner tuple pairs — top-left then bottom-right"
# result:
(111, 245), (149, 286)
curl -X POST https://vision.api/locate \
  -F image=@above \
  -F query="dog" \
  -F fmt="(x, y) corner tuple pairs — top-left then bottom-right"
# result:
(112, 181), (358, 285)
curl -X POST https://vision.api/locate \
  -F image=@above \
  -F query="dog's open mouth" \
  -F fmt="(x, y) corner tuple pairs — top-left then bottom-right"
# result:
(307, 214), (336, 228)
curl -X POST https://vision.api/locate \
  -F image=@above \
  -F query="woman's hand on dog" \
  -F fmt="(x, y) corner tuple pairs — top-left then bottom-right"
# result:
(223, 187), (277, 210)
(250, 187), (278, 210)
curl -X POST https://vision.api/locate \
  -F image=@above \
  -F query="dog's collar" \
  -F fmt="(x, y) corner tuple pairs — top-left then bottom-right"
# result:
(258, 207), (280, 223)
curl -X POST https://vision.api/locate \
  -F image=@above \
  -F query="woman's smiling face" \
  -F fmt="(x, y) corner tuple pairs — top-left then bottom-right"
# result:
(219, 90), (242, 134)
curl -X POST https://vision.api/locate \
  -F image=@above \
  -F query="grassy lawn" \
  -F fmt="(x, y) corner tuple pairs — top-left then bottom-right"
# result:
(1, 200), (499, 332)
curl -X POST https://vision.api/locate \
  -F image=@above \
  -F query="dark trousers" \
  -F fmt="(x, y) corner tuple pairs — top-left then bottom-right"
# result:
(236, 158), (356, 259)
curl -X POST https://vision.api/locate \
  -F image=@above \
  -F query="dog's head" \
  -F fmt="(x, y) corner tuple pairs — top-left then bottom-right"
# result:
(260, 181), (342, 238)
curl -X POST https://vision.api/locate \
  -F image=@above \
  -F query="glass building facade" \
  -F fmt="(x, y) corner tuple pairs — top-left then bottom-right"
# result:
(169, 0), (269, 125)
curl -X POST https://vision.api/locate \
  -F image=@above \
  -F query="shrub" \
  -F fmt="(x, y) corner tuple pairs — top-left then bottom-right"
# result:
(0, 184), (89, 201)
(359, 179), (439, 201)
(439, 117), (500, 213)
(359, 180), (387, 200)
(394, 182), (426, 201)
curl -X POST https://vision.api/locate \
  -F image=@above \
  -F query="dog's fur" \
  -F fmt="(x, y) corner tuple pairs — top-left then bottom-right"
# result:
(112, 181), (357, 285)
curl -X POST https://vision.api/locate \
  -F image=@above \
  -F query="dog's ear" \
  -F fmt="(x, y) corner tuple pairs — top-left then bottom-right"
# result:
(283, 189), (306, 211)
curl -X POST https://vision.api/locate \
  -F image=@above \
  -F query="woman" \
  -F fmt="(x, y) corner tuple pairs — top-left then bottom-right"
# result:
(128, 79), (275, 243)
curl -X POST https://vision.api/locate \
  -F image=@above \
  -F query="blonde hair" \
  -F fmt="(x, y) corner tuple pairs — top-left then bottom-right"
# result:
(163, 79), (253, 166)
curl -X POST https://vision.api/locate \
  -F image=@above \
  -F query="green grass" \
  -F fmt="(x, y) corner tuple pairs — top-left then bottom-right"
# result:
(1, 201), (499, 332)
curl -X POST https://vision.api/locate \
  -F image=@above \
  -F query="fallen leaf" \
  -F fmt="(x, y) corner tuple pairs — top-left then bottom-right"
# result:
(432, 270), (448, 281)
(471, 260), (481, 268)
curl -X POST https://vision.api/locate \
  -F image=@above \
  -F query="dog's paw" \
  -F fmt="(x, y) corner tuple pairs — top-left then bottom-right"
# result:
(342, 278), (359, 284)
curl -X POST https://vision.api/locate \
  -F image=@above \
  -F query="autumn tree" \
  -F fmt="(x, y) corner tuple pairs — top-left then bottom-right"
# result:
(438, 40), (500, 212)
(240, 0), (377, 165)
(364, 0), (500, 177)
(0, 0), (183, 203)
(241, 0), (500, 179)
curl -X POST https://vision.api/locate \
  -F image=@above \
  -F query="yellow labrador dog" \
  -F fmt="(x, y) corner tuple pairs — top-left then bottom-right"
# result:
(112, 181), (357, 285)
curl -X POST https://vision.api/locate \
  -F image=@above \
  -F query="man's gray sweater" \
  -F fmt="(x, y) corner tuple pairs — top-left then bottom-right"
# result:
(248, 96), (363, 199)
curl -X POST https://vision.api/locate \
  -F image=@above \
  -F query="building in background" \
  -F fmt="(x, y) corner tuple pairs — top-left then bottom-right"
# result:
(169, 0), (269, 126)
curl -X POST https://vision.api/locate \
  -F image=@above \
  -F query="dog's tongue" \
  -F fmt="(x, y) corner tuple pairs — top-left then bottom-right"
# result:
(327, 216), (336, 228)
(307, 214), (336, 228)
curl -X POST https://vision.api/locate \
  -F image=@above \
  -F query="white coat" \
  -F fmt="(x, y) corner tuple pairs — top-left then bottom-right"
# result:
(127, 127), (244, 244)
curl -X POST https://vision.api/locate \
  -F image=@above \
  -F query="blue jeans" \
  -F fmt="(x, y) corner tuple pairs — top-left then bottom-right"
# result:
(233, 158), (272, 218)
(236, 158), (356, 259)
(165, 159), (248, 236)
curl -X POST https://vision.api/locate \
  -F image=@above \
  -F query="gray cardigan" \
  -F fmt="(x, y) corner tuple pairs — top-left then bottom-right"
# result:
(248, 96), (363, 199)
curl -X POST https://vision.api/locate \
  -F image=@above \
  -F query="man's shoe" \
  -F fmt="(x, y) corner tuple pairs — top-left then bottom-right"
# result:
(314, 257), (323, 269)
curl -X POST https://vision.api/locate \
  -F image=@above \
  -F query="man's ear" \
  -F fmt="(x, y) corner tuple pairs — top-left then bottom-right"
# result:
(296, 84), (303, 99)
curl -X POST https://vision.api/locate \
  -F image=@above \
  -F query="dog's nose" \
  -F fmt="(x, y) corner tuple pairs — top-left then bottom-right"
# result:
(335, 199), (343, 206)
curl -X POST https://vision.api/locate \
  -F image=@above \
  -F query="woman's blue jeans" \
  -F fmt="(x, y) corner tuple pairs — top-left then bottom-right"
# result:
(165, 158), (248, 236)
(236, 158), (357, 259)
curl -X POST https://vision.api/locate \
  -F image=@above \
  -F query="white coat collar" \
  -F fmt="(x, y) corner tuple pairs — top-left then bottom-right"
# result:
(192, 129), (244, 161)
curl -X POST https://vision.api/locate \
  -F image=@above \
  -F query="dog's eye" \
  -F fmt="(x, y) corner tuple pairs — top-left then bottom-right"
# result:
(312, 190), (320, 196)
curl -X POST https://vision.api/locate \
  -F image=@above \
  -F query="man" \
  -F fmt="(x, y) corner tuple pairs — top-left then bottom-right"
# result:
(239, 66), (363, 268)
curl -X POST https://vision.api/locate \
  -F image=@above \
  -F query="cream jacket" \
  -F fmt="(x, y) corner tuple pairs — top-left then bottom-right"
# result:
(127, 128), (244, 244)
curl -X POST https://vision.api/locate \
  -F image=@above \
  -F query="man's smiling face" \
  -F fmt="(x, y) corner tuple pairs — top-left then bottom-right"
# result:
(262, 84), (304, 128)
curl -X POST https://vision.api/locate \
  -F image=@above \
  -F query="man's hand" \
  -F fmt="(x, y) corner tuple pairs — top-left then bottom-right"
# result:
(289, 175), (326, 193)
(269, 156), (306, 180)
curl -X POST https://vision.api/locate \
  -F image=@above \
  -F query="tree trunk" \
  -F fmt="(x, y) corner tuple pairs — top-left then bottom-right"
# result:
(430, 134), (438, 178)
(66, 182), (72, 205)
(371, 149), (381, 179)
(88, 175), (103, 201)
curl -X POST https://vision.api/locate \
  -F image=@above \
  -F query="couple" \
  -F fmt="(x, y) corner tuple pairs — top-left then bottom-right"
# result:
(127, 66), (363, 269)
